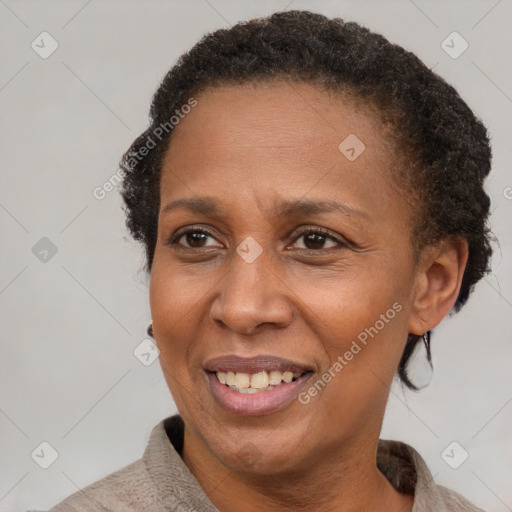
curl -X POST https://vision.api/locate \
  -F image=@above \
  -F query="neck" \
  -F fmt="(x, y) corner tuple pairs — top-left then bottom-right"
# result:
(182, 427), (413, 512)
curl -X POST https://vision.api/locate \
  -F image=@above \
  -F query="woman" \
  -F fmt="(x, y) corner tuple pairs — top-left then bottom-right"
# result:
(47, 10), (491, 512)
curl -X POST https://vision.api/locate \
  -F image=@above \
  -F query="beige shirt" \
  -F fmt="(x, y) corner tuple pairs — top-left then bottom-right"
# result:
(44, 415), (486, 512)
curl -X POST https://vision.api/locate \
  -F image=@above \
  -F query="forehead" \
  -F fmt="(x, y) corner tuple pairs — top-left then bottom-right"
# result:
(160, 81), (402, 220)
(166, 81), (390, 155)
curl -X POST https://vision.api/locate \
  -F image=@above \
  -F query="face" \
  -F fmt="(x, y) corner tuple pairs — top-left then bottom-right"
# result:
(150, 82), (422, 475)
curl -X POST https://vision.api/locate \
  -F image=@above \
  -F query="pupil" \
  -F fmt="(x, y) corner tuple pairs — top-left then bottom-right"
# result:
(305, 233), (325, 249)
(187, 232), (207, 247)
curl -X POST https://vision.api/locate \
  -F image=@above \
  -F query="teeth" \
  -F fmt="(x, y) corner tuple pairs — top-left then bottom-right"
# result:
(250, 371), (269, 389)
(282, 371), (293, 383)
(229, 385), (276, 393)
(216, 369), (304, 391)
(225, 372), (236, 386)
(235, 372), (250, 389)
(269, 370), (282, 385)
(236, 387), (259, 394)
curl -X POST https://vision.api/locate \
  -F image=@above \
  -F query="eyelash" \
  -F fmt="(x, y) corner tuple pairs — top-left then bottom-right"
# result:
(168, 226), (349, 252)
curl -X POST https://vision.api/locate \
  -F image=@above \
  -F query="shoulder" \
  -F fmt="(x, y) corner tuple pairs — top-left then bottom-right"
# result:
(44, 416), (190, 512)
(378, 439), (487, 512)
(433, 485), (487, 512)
(46, 457), (157, 512)
(407, 443), (487, 512)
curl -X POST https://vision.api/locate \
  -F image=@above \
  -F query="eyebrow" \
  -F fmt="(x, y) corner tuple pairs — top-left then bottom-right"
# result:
(161, 197), (369, 221)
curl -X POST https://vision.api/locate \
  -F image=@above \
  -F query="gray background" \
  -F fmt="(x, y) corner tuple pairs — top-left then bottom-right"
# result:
(0, 1), (511, 511)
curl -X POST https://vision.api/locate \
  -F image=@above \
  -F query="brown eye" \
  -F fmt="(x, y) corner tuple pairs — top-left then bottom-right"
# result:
(170, 228), (220, 249)
(183, 232), (209, 247)
(302, 232), (329, 250)
(292, 229), (341, 251)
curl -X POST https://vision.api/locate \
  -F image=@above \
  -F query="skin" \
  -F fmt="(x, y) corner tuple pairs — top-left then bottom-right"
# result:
(149, 82), (468, 512)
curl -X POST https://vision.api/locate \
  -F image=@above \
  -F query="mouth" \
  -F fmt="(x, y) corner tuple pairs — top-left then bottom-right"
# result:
(204, 355), (314, 416)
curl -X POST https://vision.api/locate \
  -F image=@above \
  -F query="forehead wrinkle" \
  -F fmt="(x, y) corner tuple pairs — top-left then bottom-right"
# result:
(272, 199), (369, 221)
(161, 195), (369, 223)
(161, 197), (224, 216)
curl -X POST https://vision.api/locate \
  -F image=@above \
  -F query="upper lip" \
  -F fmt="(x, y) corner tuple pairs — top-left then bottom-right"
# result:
(204, 355), (314, 374)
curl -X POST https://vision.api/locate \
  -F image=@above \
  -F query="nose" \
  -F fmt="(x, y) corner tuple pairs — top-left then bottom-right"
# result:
(209, 246), (293, 336)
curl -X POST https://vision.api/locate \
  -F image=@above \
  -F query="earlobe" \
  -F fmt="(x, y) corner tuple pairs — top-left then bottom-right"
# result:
(408, 237), (469, 335)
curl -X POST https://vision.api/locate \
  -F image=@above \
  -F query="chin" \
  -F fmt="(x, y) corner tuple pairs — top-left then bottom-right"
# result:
(193, 409), (320, 476)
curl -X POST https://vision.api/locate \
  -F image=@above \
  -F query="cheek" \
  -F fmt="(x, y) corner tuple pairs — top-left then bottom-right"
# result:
(149, 258), (210, 336)
(296, 293), (408, 439)
(148, 263), (204, 389)
(290, 260), (410, 340)
(290, 262), (413, 404)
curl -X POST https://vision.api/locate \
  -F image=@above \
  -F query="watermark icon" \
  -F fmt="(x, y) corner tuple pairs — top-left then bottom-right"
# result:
(31, 32), (59, 59)
(31, 441), (59, 469)
(133, 338), (160, 366)
(32, 237), (58, 263)
(236, 441), (263, 467)
(338, 134), (365, 161)
(298, 302), (403, 404)
(441, 441), (469, 469)
(236, 236), (263, 263)
(441, 31), (469, 59)
(503, 186), (512, 200)
(93, 97), (197, 200)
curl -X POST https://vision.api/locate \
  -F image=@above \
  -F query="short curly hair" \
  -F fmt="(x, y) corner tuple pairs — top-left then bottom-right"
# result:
(120, 10), (492, 390)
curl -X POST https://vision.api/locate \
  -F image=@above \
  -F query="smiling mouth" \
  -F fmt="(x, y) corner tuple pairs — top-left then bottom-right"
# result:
(204, 355), (314, 415)
(214, 370), (307, 393)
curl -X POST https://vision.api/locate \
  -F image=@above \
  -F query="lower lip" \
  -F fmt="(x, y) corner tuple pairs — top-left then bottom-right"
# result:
(206, 372), (312, 416)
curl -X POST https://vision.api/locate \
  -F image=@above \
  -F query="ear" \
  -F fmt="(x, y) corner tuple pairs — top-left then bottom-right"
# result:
(407, 237), (469, 335)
